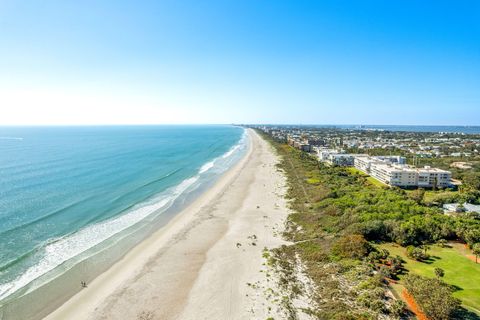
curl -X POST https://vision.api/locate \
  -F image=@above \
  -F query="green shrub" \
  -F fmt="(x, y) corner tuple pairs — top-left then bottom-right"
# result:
(332, 234), (371, 259)
(406, 245), (429, 261)
(404, 274), (460, 320)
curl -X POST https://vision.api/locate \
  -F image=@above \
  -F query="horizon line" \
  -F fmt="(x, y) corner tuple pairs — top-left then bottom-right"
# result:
(1, 123), (479, 127)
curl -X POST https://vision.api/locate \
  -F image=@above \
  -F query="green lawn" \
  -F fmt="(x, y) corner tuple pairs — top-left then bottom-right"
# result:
(379, 242), (480, 314)
(422, 189), (459, 204)
(345, 167), (386, 187)
(366, 176), (387, 188)
(346, 167), (368, 176)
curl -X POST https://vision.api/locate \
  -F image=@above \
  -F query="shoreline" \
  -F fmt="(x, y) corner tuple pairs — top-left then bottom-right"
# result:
(0, 126), (247, 317)
(41, 128), (289, 319)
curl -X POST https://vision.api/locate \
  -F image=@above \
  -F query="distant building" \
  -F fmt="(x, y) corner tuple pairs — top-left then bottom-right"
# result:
(327, 154), (357, 166)
(315, 149), (366, 166)
(300, 144), (312, 152)
(287, 135), (314, 152)
(316, 148), (341, 162)
(443, 203), (480, 214)
(307, 139), (326, 146)
(374, 156), (407, 165)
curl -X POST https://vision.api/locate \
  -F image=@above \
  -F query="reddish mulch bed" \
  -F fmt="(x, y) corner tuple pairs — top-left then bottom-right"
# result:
(466, 254), (479, 263)
(402, 289), (429, 320)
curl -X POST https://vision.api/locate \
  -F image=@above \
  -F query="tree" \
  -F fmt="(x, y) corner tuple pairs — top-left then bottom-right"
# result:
(389, 300), (407, 319)
(472, 243), (480, 264)
(437, 239), (448, 248)
(367, 251), (382, 264)
(387, 255), (403, 277)
(420, 243), (431, 255)
(434, 267), (445, 279)
(406, 245), (429, 261)
(464, 229), (480, 246)
(332, 234), (371, 259)
(378, 265), (393, 279)
(409, 188), (425, 204)
(379, 248), (390, 260)
(404, 274), (460, 320)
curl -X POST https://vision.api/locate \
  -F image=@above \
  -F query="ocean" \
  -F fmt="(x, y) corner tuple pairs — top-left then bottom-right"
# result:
(0, 125), (246, 318)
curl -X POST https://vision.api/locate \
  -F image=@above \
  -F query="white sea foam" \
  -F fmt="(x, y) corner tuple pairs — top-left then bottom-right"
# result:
(199, 161), (215, 174)
(222, 144), (240, 159)
(0, 176), (199, 301)
(222, 130), (247, 159)
(199, 129), (247, 174)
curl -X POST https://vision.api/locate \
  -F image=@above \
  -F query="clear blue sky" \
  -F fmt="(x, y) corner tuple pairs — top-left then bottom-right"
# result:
(0, 0), (479, 125)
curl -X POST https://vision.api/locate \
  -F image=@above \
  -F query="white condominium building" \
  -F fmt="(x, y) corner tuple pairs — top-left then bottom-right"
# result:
(354, 156), (451, 188)
(369, 163), (418, 187)
(417, 167), (451, 188)
(315, 148), (367, 166)
(316, 148), (341, 162)
(354, 155), (377, 172)
(326, 154), (358, 166)
(375, 156), (407, 165)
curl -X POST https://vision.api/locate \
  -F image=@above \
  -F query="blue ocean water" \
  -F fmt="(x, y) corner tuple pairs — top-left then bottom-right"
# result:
(0, 125), (245, 306)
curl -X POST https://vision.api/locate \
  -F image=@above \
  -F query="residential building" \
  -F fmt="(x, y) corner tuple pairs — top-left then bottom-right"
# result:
(327, 154), (357, 166)
(354, 155), (451, 188)
(375, 156), (407, 165)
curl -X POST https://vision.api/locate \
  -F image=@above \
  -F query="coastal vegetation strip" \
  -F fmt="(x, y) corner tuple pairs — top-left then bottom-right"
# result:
(258, 130), (480, 319)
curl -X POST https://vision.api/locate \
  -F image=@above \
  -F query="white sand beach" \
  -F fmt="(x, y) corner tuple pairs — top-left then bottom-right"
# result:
(43, 129), (290, 320)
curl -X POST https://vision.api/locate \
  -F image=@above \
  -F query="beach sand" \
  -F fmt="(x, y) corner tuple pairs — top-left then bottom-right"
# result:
(43, 128), (290, 320)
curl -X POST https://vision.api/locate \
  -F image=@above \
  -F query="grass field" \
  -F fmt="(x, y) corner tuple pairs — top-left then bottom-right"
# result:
(366, 176), (387, 188)
(379, 242), (480, 314)
(346, 167), (368, 176)
(345, 167), (386, 187)
(422, 189), (459, 204)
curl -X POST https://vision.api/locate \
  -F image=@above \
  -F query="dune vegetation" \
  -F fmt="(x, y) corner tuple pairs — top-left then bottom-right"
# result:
(260, 130), (480, 319)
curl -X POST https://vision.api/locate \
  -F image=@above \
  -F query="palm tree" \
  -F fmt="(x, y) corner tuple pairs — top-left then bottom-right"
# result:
(421, 243), (431, 255)
(437, 239), (447, 248)
(434, 267), (445, 279)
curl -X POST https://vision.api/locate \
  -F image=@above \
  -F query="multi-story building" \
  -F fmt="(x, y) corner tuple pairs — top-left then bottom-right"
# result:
(375, 156), (407, 165)
(354, 155), (451, 188)
(315, 148), (365, 166)
(327, 154), (357, 166)
(369, 163), (418, 187)
(354, 155), (377, 172)
(416, 166), (451, 188)
(316, 148), (341, 162)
